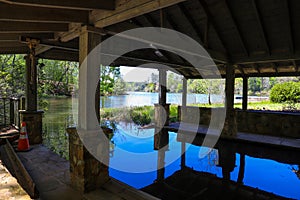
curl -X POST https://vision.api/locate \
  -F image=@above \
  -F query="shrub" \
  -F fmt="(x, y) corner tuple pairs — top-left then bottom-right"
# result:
(270, 81), (300, 103)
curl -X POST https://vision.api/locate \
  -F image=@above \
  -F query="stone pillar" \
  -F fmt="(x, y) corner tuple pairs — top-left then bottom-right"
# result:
(67, 127), (110, 193)
(242, 77), (248, 110)
(156, 147), (166, 182)
(19, 110), (43, 144)
(20, 39), (43, 144)
(72, 25), (109, 193)
(222, 64), (237, 137)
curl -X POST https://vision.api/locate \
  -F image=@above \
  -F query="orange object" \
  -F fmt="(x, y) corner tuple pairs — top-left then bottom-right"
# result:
(17, 122), (30, 151)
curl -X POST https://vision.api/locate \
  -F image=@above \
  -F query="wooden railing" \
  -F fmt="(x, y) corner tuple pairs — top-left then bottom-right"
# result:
(0, 96), (23, 128)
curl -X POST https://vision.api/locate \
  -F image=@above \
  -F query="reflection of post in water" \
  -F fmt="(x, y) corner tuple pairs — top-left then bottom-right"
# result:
(154, 128), (169, 182)
(218, 142), (236, 180)
(237, 153), (245, 184)
(181, 142), (186, 169)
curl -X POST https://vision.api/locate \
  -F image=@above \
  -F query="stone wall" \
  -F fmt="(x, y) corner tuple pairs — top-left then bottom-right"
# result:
(178, 106), (300, 138)
(66, 127), (110, 193)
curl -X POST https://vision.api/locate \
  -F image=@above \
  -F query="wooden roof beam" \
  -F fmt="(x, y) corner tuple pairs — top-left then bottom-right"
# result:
(292, 60), (298, 72)
(0, 0), (115, 10)
(254, 63), (261, 74)
(0, 46), (28, 54)
(237, 64), (245, 76)
(272, 63), (278, 74)
(223, 0), (249, 57)
(0, 21), (69, 33)
(198, 0), (229, 56)
(91, 0), (187, 28)
(0, 33), (55, 42)
(283, 0), (294, 54)
(0, 3), (89, 23)
(251, 0), (270, 55)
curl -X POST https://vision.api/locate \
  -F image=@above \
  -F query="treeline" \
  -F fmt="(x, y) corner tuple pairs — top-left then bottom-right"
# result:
(125, 71), (300, 97)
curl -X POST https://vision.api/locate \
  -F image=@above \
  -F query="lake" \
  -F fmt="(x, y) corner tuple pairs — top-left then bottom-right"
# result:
(100, 92), (223, 108)
(42, 93), (300, 200)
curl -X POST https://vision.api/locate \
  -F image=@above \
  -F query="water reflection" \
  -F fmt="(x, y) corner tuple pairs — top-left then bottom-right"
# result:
(110, 124), (300, 200)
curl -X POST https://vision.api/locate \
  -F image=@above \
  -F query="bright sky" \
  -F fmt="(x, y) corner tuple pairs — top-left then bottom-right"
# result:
(120, 66), (158, 82)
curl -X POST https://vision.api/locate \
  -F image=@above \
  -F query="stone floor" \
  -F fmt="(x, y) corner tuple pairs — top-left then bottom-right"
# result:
(12, 144), (159, 200)
(166, 122), (300, 149)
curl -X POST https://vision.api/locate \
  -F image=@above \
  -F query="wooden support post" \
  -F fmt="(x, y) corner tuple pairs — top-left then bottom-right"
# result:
(159, 68), (167, 105)
(20, 39), (43, 144)
(181, 78), (187, 169)
(182, 78), (187, 107)
(72, 25), (109, 193)
(78, 26), (102, 130)
(242, 77), (248, 110)
(25, 54), (37, 111)
(222, 64), (237, 137)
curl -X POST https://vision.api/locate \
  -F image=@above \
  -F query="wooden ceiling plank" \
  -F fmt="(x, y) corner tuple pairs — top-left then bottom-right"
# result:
(224, 0), (249, 56)
(177, 3), (204, 45)
(0, 3), (89, 23)
(282, 0), (294, 54)
(91, 0), (187, 28)
(0, 0), (115, 10)
(198, 0), (229, 55)
(251, 0), (270, 55)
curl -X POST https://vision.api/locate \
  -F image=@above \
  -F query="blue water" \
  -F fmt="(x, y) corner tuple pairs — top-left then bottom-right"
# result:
(100, 92), (223, 108)
(109, 123), (300, 200)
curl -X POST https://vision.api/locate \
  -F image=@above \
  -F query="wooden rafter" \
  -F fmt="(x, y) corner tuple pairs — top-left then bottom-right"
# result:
(223, 0), (249, 56)
(0, 21), (68, 33)
(91, 0), (187, 28)
(251, 0), (270, 55)
(144, 13), (159, 27)
(198, 0), (229, 55)
(177, 3), (204, 45)
(282, 0), (294, 54)
(0, 0), (115, 10)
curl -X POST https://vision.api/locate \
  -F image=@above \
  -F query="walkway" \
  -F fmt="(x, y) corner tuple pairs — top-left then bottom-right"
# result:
(165, 122), (300, 150)
(3, 144), (158, 200)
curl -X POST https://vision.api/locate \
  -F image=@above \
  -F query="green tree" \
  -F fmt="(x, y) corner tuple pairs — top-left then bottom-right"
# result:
(113, 78), (126, 95)
(100, 66), (121, 96)
(270, 81), (300, 103)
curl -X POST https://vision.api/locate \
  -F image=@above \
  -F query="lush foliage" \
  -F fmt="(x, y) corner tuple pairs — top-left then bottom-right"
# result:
(0, 55), (26, 97)
(100, 105), (178, 126)
(38, 59), (79, 96)
(100, 66), (125, 96)
(270, 81), (300, 103)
